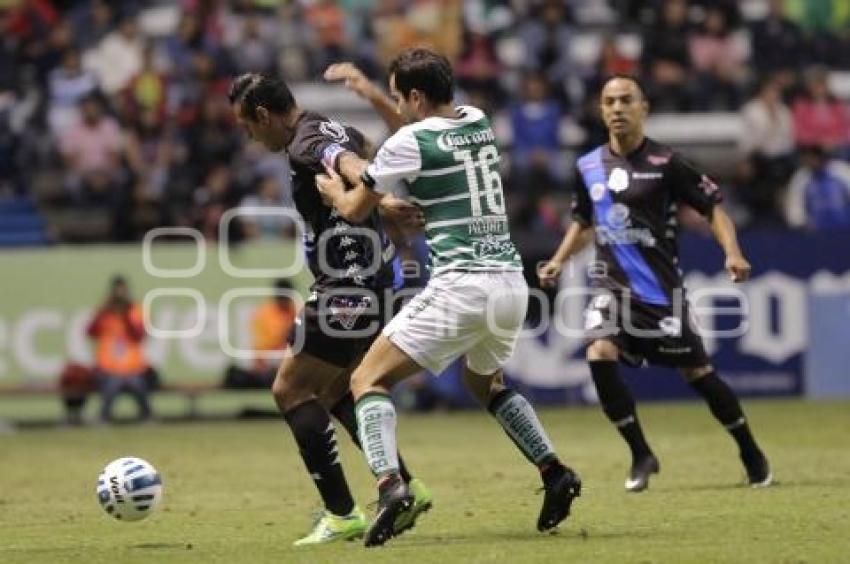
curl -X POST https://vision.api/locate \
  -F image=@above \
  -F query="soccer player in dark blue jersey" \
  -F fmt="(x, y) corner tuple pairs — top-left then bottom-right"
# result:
(228, 73), (432, 544)
(539, 75), (772, 491)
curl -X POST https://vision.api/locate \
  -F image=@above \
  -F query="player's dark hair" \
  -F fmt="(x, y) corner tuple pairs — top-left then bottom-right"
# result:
(228, 73), (296, 121)
(388, 48), (454, 105)
(602, 74), (648, 101)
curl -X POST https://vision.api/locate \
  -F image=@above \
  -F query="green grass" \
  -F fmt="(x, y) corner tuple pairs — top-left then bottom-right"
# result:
(2, 399), (849, 563)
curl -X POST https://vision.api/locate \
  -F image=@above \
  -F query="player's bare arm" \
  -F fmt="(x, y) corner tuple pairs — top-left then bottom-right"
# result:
(324, 63), (406, 134)
(709, 205), (751, 282)
(329, 151), (422, 228)
(316, 167), (384, 224)
(538, 222), (595, 289)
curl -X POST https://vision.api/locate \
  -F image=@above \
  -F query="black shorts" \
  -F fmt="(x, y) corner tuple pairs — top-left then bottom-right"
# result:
(288, 290), (390, 368)
(584, 292), (710, 368)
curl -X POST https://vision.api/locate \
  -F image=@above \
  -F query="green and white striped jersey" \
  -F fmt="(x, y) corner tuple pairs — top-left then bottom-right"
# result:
(364, 106), (523, 275)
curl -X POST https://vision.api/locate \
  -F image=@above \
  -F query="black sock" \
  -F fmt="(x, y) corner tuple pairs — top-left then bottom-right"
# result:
(589, 360), (653, 462)
(330, 392), (413, 483)
(284, 399), (355, 516)
(689, 372), (762, 461)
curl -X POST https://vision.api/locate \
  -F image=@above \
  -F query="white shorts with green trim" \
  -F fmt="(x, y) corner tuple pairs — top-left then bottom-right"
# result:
(383, 270), (528, 375)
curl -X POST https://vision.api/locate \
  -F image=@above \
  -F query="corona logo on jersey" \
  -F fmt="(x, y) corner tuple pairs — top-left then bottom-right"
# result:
(435, 127), (496, 151)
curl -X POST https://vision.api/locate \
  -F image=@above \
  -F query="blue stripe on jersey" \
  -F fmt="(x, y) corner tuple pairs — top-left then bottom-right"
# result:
(578, 147), (669, 306)
(391, 256), (403, 290)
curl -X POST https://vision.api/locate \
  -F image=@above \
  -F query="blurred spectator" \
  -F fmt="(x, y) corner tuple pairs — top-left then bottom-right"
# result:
(46, 48), (97, 137)
(239, 175), (296, 240)
(737, 75), (796, 225)
(273, 1), (310, 81)
(225, 278), (297, 389)
(192, 164), (238, 240)
(304, 0), (348, 70)
(688, 5), (746, 110)
(122, 44), (168, 123)
(228, 14), (277, 74)
(509, 72), (565, 182)
(597, 36), (638, 78)
(68, 0), (115, 52)
(455, 31), (503, 106)
(517, 0), (574, 101)
(161, 13), (206, 80)
(58, 93), (123, 203)
(124, 108), (173, 213)
(641, 0), (693, 111)
(6, 0), (59, 69)
(182, 96), (240, 187)
(750, 0), (804, 78)
(86, 275), (151, 423)
(83, 15), (144, 95)
(507, 72), (566, 230)
(785, 145), (850, 230)
(174, 51), (230, 126)
(792, 67), (850, 153)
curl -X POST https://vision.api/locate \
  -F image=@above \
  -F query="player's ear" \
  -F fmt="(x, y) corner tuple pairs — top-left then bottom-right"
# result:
(256, 105), (270, 124)
(409, 89), (422, 110)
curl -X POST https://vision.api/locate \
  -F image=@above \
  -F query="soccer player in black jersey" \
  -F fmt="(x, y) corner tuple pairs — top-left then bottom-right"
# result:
(539, 75), (772, 491)
(228, 73), (432, 545)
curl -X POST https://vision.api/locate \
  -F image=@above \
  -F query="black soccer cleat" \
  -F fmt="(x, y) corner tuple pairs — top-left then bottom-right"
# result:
(364, 475), (414, 548)
(537, 466), (582, 532)
(743, 452), (773, 488)
(625, 454), (660, 493)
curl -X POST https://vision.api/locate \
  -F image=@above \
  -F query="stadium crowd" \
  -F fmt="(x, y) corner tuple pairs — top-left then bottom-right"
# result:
(1, 0), (850, 244)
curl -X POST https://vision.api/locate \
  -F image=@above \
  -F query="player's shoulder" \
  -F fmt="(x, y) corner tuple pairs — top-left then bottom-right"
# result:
(380, 123), (420, 154)
(641, 138), (682, 168)
(294, 111), (358, 143)
(289, 110), (366, 161)
(576, 144), (607, 171)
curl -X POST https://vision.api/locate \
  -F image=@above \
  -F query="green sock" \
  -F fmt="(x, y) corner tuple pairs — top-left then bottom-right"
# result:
(356, 392), (399, 478)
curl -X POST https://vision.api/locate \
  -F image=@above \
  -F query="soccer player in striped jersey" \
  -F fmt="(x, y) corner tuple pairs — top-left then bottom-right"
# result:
(538, 75), (771, 492)
(316, 48), (581, 547)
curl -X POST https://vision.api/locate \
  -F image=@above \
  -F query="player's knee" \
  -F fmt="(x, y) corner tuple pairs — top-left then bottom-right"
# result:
(681, 365), (713, 383)
(462, 368), (504, 406)
(587, 339), (619, 361)
(271, 372), (314, 412)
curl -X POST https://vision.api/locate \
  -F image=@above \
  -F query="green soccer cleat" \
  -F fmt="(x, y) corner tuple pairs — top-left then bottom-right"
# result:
(293, 506), (368, 546)
(393, 478), (434, 536)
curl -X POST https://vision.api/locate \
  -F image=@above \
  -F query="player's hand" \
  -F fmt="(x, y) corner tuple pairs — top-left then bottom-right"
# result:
(315, 168), (344, 206)
(725, 254), (751, 282)
(537, 260), (564, 289)
(380, 196), (424, 230)
(324, 63), (375, 100)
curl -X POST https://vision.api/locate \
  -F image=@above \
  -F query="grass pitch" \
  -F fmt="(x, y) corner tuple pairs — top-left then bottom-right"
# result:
(1, 399), (849, 563)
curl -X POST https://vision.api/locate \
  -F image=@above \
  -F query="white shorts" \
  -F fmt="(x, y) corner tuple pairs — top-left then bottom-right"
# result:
(383, 270), (528, 375)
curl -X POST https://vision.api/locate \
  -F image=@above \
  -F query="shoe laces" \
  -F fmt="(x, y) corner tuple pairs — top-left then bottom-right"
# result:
(308, 508), (327, 527)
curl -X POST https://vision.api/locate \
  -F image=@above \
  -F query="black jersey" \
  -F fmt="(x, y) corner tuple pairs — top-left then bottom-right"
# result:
(287, 111), (396, 293)
(572, 138), (722, 306)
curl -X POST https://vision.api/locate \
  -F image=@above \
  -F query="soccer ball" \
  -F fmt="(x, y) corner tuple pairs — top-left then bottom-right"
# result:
(96, 457), (163, 521)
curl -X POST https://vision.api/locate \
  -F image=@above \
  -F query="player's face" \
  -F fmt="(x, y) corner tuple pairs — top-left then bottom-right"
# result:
(599, 79), (648, 136)
(232, 102), (289, 152)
